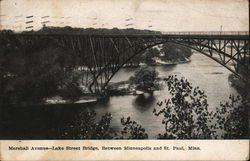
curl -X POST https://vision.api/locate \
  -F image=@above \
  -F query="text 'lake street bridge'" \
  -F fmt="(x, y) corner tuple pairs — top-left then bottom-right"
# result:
(2, 31), (249, 94)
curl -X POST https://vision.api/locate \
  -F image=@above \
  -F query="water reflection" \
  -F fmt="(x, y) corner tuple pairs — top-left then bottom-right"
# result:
(94, 97), (111, 109)
(95, 53), (238, 138)
(158, 64), (176, 72)
(133, 93), (156, 112)
(3, 53), (239, 139)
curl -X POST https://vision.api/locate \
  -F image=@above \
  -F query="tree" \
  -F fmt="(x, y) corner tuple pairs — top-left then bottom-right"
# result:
(160, 43), (192, 62)
(0, 30), (19, 118)
(11, 44), (76, 103)
(142, 47), (160, 65)
(153, 75), (248, 139)
(129, 67), (159, 93)
(58, 72), (83, 102)
(59, 110), (113, 139)
(118, 116), (148, 139)
(212, 95), (248, 139)
(59, 111), (149, 139)
(153, 75), (215, 139)
(0, 30), (81, 104)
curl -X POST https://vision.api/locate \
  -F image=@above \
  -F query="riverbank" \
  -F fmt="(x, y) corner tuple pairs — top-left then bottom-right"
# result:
(143, 57), (191, 66)
(107, 78), (165, 96)
(153, 57), (191, 65)
(106, 80), (149, 96)
(228, 73), (250, 139)
(7, 59), (191, 106)
(106, 59), (190, 96)
(0, 53), (241, 139)
(228, 74), (249, 98)
(45, 95), (102, 105)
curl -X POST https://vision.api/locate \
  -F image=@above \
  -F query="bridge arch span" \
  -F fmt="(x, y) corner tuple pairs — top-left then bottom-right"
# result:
(3, 33), (248, 94)
(93, 39), (249, 92)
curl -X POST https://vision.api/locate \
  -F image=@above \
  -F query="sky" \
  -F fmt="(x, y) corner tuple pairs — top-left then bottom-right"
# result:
(0, 0), (249, 32)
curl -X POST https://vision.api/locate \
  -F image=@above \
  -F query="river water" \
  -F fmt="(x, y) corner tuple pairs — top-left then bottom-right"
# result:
(85, 52), (238, 139)
(2, 52), (239, 139)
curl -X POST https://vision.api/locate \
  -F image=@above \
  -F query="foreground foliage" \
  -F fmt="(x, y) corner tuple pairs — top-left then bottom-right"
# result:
(153, 75), (248, 139)
(153, 75), (214, 139)
(59, 75), (248, 139)
(59, 111), (148, 139)
(118, 116), (148, 139)
(212, 95), (248, 138)
(60, 110), (113, 139)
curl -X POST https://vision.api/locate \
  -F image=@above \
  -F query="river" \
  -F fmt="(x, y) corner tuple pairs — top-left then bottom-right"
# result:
(85, 52), (238, 139)
(2, 52), (239, 139)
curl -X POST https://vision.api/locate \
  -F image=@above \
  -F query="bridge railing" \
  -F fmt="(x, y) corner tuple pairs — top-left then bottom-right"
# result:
(161, 31), (249, 35)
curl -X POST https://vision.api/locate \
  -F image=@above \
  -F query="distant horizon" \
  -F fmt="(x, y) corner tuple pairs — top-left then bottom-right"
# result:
(0, 0), (249, 32)
(1, 25), (249, 34)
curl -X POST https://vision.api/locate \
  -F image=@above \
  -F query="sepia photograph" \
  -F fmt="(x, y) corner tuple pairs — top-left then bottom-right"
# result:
(0, 0), (249, 142)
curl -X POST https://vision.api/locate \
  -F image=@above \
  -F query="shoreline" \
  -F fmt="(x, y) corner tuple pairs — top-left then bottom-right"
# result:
(9, 60), (192, 107)
(228, 74), (249, 98)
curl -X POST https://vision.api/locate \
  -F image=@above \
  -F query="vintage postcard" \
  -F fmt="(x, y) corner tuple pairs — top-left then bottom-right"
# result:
(0, 0), (249, 160)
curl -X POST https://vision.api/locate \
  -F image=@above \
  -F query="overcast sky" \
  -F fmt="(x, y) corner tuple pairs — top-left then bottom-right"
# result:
(0, 0), (249, 32)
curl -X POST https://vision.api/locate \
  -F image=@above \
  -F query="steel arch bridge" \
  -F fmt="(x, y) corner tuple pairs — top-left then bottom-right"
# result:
(3, 31), (250, 94)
